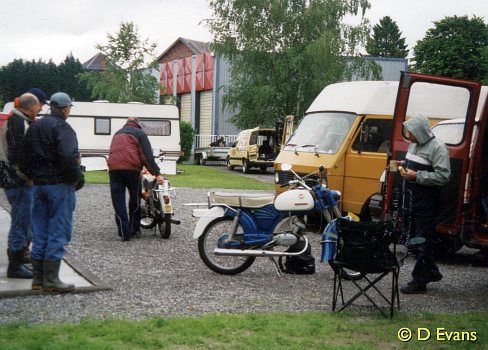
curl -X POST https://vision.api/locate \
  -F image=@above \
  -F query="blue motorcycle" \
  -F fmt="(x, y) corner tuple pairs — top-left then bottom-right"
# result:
(190, 164), (360, 278)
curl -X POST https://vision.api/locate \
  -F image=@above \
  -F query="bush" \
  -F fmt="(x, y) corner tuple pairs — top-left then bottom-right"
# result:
(179, 121), (195, 163)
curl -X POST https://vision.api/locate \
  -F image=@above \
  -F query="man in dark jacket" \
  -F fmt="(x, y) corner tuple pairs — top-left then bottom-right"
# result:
(0, 93), (40, 279)
(108, 117), (163, 241)
(22, 92), (84, 292)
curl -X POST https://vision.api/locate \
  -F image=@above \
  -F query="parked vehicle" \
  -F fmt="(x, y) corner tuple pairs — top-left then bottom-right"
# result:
(2, 101), (181, 174)
(140, 152), (181, 238)
(274, 81), (488, 218)
(188, 163), (360, 279)
(194, 136), (231, 165)
(379, 72), (488, 256)
(227, 116), (293, 173)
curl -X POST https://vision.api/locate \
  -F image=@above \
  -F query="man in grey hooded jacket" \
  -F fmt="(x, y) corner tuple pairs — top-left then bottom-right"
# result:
(399, 115), (451, 294)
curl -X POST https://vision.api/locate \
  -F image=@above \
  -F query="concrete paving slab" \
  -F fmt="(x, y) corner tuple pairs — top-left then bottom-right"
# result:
(0, 200), (111, 298)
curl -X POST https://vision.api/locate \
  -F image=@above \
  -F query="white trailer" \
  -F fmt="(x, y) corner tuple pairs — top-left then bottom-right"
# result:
(3, 101), (181, 174)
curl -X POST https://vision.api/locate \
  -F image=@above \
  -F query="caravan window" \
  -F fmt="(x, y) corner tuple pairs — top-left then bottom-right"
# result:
(140, 119), (171, 136)
(95, 118), (111, 135)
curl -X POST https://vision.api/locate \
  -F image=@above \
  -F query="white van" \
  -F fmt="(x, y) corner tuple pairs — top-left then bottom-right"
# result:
(3, 101), (181, 174)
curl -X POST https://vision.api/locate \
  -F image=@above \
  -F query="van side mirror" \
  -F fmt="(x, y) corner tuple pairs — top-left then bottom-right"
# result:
(358, 124), (369, 154)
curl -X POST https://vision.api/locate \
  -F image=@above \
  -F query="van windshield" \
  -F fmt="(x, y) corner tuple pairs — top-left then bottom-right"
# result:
(285, 112), (356, 154)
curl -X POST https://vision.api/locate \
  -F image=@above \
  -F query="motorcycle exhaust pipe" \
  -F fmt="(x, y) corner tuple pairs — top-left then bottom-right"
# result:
(214, 236), (309, 257)
(170, 218), (181, 225)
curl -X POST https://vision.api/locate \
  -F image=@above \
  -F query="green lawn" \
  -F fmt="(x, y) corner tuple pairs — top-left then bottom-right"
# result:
(0, 311), (486, 349)
(84, 164), (275, 190)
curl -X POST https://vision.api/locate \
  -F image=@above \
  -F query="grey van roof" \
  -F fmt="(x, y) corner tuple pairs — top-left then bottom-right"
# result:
(307, 81), (488, 120)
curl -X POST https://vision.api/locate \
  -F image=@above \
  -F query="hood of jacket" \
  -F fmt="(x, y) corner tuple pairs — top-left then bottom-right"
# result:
(403, 115), (434, 145)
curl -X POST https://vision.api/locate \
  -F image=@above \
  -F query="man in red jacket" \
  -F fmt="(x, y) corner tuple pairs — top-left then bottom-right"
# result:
(107, 117), (164, 241)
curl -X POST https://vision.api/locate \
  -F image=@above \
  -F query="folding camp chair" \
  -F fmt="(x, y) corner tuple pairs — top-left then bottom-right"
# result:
(331, 218), (405, 318)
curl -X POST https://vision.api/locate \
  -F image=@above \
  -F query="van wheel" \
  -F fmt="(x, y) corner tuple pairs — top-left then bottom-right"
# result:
(201, 158), (206, 166)
(194, 155), (201, 165)
(360, 193), (383, 222)
(242, 159), (250, 173)
(227, 158), (234, 170)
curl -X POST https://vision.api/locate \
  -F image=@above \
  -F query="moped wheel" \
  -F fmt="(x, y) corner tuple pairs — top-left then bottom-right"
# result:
(198, 217), (255, 275)
(140, 197), (157, 229)
(226, 158), (234, 170)
(159, 213), (172, 239)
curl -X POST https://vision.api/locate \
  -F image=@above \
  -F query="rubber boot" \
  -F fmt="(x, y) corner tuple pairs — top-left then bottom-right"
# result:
(7, 249), (33, 279)
(31, 259), (43, 290)
(42, 260), (75, 292)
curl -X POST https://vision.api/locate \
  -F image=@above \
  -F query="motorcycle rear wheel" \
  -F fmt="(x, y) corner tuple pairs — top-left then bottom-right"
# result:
(158, 213), (172, 239)
(198, 216), (255, 275)
(140, 197), (157, 229)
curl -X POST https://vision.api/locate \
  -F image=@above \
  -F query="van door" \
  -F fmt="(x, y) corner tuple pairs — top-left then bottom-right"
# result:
(344, 115), (393, 214)
(385, 72), (481, 236)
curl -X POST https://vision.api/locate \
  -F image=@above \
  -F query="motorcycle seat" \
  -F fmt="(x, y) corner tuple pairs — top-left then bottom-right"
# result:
(213, 192), (275, 208)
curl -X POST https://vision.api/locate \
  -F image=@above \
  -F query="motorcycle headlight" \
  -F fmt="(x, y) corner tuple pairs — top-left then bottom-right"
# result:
(321, 177), (327, 188)
(274, 172), (280, 184)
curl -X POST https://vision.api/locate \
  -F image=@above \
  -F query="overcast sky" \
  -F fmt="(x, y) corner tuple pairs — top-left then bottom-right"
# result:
(0, 0), (486, 67)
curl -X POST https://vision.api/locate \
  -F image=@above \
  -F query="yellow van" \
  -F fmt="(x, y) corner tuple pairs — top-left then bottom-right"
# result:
(227, 116), (293, 173)
(274, 80), (473, 218)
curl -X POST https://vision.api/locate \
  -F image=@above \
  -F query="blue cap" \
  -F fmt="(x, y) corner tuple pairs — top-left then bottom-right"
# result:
(29, 88), (49, 105)
(50, 92), (74, 108)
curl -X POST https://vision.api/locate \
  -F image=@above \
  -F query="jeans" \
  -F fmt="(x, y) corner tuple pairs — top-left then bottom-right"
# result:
(402, 214), (440, 286)
(109, 170), (141, 239)
(31, 183), (76, 261)
(5, 185), (33, 251)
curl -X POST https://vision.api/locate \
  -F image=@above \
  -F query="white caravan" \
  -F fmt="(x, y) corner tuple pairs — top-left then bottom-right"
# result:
(3, 101), (181, 174)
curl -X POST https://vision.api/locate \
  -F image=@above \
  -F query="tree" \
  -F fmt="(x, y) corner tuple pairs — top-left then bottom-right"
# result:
(366, 16), (408, 58)
(179, 121), (196, 163)
(205, 0), (381, 129)
(79, 21), (160, 104)
(413, 15), (488, 83)
(0, 57), (91, 108)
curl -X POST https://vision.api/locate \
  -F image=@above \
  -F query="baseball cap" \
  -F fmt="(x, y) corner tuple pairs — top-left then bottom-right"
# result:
(50, 92), (74, 108)
(29, 88), (49, 105)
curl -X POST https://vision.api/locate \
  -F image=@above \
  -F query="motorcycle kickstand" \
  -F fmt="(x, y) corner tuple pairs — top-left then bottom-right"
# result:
(269, 257), (283, 277)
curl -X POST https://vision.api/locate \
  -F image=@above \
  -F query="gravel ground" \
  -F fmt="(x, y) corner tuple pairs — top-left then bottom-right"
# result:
(1, 169), (488, 324)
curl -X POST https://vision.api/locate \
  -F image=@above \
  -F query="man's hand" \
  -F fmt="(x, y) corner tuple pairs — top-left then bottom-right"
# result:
(156, 174), (164, 184)
(400, 167), (417, 181)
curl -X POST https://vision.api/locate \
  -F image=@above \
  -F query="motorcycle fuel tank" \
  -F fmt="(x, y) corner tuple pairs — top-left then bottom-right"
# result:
(274, 189), (314, 211)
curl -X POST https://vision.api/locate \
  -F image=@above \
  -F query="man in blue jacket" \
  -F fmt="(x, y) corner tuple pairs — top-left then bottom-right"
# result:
(399, 115), (451, 294)
(22, 92), (84, 292)
(108, 117), (163, 241)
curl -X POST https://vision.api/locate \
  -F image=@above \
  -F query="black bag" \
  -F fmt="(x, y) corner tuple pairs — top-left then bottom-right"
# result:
(279, 239), (315, 274)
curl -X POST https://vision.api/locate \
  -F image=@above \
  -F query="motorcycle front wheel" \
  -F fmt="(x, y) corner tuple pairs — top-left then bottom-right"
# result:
(198, 216), (255, 275)
(158, 213), (172, 239)
(140, 197), (157, 229)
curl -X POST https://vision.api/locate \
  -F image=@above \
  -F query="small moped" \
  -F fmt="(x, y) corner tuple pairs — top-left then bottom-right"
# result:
(140, 152), (180, 238)
(189, 164), (360, 278)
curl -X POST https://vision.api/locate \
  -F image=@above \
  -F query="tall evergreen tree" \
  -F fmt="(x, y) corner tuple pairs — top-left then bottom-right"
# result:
(366, 16), (408, 58)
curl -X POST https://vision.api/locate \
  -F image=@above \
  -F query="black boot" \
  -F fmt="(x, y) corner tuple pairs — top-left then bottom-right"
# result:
(42, 260), (75, 292)
(7, 249), (33, 279)
(31, 259), (43, 290)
